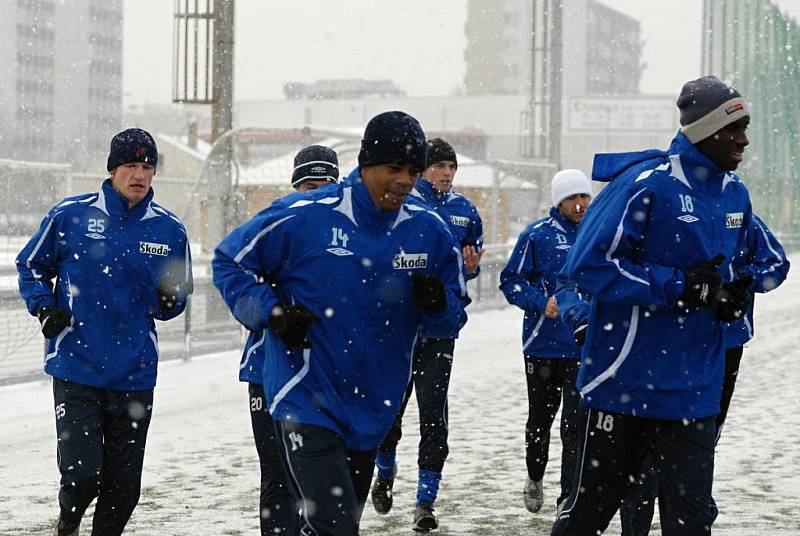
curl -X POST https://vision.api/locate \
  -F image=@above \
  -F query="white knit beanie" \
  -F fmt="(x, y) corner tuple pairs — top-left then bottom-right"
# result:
(551, 169), (592, 208)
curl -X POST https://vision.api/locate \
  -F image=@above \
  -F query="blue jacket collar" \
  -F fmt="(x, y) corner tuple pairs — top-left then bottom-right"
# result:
(415, 178), (447, 205)
(667, 131), (720, 171)
(99, 178), (154, 219)
(549, 206), (578, 233)
(344, 166), (361, 185)
(348, 170), (402, 231)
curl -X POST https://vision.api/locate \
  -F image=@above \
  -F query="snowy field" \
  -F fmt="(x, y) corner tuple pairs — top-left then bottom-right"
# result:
(0, 264), (798, 535)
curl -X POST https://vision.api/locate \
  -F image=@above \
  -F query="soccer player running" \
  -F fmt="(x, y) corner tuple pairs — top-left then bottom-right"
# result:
(551, 76), (754, 535)
(17, 128), (193, 536)
(499, 169), (592, 514)
(234, 145), (340, 535)
(212, 111), (467, 536)
(619, 212), (790, 535)
(370, 138), (483, 532)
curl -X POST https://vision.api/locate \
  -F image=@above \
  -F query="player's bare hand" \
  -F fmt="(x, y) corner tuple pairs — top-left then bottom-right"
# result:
(545, 296), (559, 318)
(463, 245), (484, 274)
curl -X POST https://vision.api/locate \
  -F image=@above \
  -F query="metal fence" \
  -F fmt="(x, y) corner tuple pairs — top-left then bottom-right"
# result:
(4, 152), (794, 385)
(0, 154), (544, 386)
(0, 246), (516, 386)
(4, 234), (798, 386)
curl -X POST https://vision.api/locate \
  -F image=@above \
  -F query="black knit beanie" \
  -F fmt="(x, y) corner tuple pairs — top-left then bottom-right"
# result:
(358, 111), (427, 170)
(425, 138), (457, 169)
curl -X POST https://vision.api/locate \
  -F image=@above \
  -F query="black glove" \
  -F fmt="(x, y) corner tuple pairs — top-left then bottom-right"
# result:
(37, 306), (71, 339)
(678, 255), (724, 309)
(573, 323), (588, 346)
(268, 304), (319, 348)
(715, 276), (754, 322)
(156, 281), (180, 314)
(411, 272), (447, 314)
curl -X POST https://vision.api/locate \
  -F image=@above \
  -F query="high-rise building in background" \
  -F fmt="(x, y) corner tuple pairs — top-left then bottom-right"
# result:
(464, 0), (643, 96)
(0, 0), (122, 170)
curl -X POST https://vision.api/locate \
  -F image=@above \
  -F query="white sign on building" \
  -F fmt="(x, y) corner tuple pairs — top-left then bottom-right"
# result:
(567, 96), (677, 132)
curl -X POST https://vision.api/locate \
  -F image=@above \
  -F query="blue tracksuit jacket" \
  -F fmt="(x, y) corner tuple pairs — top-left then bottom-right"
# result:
(17, 180), (193, 390)
(408, 178), (481, 340)
(410, 179), (483, 280)
(554, 267), (592, 335)
(230, 184), (341, 385)
(212, 177), (467, 451)
(500, 207), (582, 359)
(563, 132), (752, 420)
(725, 214), (789, 348)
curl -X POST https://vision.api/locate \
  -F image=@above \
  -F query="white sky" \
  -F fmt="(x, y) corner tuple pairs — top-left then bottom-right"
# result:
(123, 0), (703, 106)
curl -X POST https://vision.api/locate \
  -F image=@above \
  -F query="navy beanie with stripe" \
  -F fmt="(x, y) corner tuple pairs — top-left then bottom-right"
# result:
(292, 145), (339, 188)
(677, 76), (749, 143)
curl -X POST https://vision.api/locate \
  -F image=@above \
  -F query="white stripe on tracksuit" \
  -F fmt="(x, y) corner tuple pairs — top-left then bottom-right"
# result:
(240, 331), (266, 371)
(278, 422), (319, 535)
(45, 273), (75, 362)
(576, 187), (650, 395)
(270, 348), (311, 414)
(557, 408), (595, 520)
(605, 188), (650, 287)
(522, 280), (550, 353)
(579, 305), (640, 396)
(233, 215), (296, 264)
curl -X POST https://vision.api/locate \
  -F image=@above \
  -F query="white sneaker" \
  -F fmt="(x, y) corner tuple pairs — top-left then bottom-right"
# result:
(523, 477), (544, 513)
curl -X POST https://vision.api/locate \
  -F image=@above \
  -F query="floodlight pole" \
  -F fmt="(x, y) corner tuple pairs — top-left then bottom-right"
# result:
(549, 0), (563, 168)
(206, 0), (235, 253)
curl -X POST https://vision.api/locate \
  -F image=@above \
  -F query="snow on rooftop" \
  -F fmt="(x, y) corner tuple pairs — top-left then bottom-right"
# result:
(0, 158), (71, 171)
(156, 132), (524, 189)
(156, 133), (212, 160)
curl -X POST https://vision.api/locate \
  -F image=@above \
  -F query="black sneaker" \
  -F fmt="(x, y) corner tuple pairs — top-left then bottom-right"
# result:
(371, 474), (395, 515)
(413, 502), (438, 532)
(53, 515), (80, 536)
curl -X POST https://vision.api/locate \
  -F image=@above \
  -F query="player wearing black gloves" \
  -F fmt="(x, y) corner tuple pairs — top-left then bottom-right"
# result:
(212, 112), (467, 535)
(17, 128), (192, 536)
(268, 304), (319, 348)
(370, 139), (480, 533)
(411, 272), (448, 314)
(553, 76), (754, 536)
(211, 145), (340, 536)
(36, 306), (72, 339)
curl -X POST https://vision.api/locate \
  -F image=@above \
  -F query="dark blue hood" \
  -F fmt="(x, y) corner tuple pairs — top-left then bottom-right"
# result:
(591, 148), (667, 183)
(591, 131), (722, 183)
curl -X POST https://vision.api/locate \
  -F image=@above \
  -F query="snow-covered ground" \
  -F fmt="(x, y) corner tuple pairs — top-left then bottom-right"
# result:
(1, 265), (798, 535)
